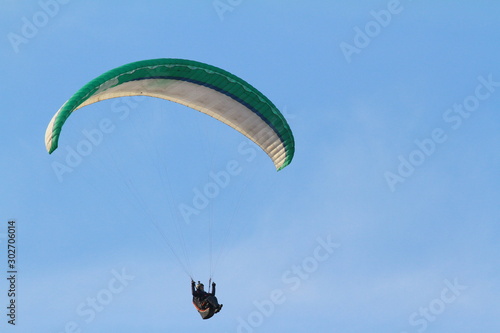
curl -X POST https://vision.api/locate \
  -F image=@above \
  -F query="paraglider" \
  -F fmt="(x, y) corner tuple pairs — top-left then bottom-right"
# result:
(45, 58), (295, 319)
(191, 280), (222, 320)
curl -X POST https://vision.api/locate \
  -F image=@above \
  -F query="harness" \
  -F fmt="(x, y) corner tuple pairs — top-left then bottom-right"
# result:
(192, 299), (210, 312)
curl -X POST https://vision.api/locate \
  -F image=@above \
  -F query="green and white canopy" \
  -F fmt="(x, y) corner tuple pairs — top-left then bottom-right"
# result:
(45, 58), (295, 170)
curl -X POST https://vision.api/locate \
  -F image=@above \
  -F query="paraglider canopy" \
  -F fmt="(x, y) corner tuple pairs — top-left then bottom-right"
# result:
(45, 58), (295, 170)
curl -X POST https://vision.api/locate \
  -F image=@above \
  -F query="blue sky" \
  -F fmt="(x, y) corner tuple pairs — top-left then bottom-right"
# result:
(1, 1), (499, 332)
